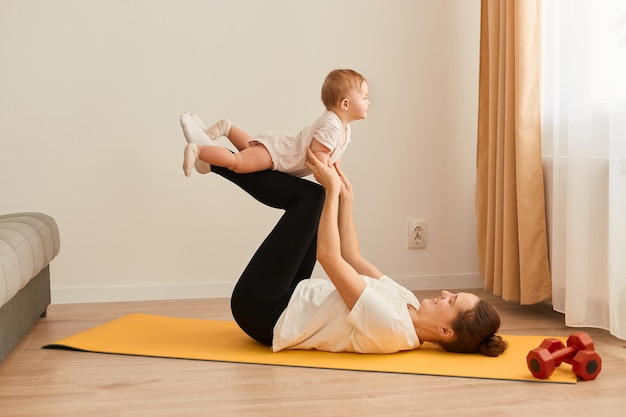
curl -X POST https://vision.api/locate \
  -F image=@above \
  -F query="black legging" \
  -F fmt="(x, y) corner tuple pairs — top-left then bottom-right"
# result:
(212, 166), (325, 346)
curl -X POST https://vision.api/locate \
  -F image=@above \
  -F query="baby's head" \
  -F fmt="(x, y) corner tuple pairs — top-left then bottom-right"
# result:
(321, 69), (367, 110)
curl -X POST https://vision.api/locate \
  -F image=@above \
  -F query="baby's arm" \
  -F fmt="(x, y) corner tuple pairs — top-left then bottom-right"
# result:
(310, 138), (332, 166)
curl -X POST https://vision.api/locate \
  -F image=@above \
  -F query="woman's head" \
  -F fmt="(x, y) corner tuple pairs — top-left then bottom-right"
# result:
(439, 297), (507, 357)
(417, 290), (506, 357)
(321, 69), (368, 110)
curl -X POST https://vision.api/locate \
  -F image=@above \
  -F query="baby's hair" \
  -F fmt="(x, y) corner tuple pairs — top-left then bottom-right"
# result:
(321, 69), (367, 110)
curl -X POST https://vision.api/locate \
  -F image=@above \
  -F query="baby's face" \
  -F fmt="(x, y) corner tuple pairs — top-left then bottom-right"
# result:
(347, 81), (370, 120)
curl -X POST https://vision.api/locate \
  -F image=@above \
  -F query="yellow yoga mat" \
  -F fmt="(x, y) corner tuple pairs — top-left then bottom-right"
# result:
(43, 313), (576, 384)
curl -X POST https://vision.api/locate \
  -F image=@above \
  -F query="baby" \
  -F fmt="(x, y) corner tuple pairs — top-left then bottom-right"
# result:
(181, 69), (369, 178)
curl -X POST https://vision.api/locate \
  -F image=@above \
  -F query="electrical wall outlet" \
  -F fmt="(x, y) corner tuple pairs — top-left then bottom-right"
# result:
(407, 220), (427, 249)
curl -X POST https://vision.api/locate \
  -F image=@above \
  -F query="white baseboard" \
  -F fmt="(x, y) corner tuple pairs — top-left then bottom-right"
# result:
(51, 282), (236, 304)
(51, 273), (484, 304)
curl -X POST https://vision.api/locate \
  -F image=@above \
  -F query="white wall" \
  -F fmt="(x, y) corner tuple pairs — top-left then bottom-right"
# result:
(0, 0), (483, 303)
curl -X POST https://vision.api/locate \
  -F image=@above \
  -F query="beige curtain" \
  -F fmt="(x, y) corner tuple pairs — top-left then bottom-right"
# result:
(476, 0), (551, 304)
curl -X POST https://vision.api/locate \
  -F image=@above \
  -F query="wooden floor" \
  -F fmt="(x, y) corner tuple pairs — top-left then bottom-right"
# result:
(1, 289), (625, 417)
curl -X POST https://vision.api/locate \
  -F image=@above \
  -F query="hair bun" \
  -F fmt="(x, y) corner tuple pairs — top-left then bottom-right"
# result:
(479, 334), (507, 357)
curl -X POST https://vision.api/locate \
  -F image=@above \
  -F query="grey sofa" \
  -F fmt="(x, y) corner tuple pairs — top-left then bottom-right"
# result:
(0, 212), (60, 362)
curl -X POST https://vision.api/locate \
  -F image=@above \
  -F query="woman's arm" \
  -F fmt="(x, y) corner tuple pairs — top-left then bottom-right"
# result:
(305, 149), (366, 310)
(334, 163), (384, 279)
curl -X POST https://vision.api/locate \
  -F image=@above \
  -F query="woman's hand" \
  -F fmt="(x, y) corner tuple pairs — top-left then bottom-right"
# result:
(306, 148), (342, 194)
(334, 163), (354, 202)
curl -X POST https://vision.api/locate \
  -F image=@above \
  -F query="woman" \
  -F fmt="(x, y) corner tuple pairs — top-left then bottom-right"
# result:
(209, 150), (506, 357)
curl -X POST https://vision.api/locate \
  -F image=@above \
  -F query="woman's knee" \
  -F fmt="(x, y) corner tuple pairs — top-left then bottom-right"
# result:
(230, 290), (275, 346)
(303, 181), (325, 208)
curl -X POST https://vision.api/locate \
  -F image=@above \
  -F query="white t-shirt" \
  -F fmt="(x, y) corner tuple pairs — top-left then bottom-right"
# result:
(272, 275), (421, 354)
(250, 110), (350, 177)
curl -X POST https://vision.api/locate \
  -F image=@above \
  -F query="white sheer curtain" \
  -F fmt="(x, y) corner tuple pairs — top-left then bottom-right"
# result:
(542, 0), (626, 340)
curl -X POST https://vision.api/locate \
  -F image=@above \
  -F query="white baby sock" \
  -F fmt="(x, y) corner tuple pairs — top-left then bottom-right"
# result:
(190, 113), (208, 132)
(186, 113), (231, 140)
(180, 113), (212, 146)
(183, 143), (200, 177)
(180, 113), (214, 174)
(204, 119), (232, 140)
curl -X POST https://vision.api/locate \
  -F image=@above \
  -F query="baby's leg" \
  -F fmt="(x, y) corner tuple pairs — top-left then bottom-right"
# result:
(198, 143), (273, 174)
(227, 125), (254, 152)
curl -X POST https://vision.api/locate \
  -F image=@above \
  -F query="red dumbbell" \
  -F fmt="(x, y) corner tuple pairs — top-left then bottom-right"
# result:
(526, 331), (602, 381)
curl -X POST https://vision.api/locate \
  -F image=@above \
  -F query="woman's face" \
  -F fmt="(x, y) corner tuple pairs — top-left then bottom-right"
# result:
(419, 290), (480, 331)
